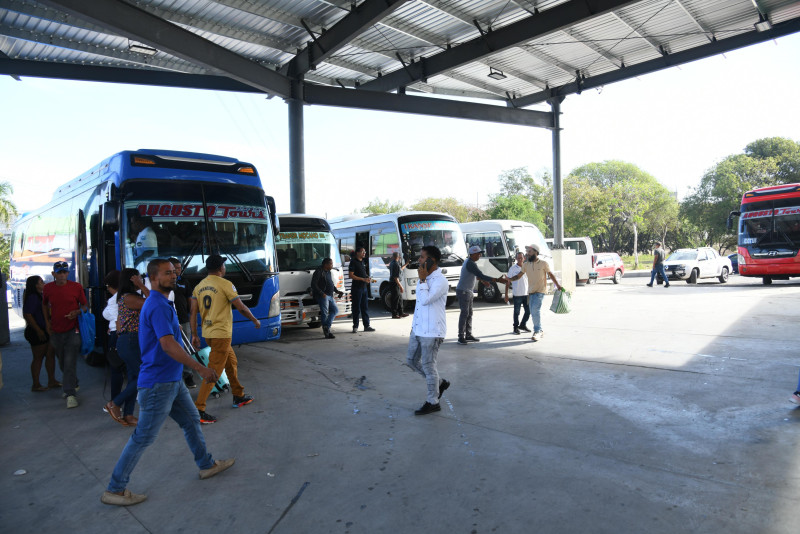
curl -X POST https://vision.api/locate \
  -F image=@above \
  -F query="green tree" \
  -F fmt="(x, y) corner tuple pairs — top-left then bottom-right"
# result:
(410, 197), (487, 223)
(497, 167), (553, 232)
(567, 161), (676, 267)
(0, 181), (18, 276)
(486, 195), (545, 231)
(744, 137), (800, 183)
(360, 198), (406, 214)
(681, 154), (780, 253)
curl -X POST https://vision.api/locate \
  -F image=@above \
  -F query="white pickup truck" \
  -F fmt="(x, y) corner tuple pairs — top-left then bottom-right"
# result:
(663, 247), (732, 284)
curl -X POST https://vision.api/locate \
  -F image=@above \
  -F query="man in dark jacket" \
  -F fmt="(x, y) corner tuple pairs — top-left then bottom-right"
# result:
(311, 258), (344, 339)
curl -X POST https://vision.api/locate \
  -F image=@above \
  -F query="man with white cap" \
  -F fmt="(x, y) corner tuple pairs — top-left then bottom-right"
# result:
(455, 245), (508, 345)
(520, 244), (562, 341)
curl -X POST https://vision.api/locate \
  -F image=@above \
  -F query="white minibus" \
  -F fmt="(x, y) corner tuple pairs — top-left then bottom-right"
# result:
(545, 236), (597, 284)
(330, 212), (467, 309)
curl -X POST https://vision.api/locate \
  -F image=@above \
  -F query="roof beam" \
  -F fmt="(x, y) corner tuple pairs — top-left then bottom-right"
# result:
(357, 0), (639, 92)
(303, 84), (553, 128)
(283, 0), (411, 78)
(37, 0), (292, 98)
(560, 28), (624, 68)
(0, 58), (549, 127)
(0, 22), (208, 74)
(510, 16), (800, 108)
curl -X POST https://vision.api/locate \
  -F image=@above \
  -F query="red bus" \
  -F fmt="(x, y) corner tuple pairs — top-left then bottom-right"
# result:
(727, 183), (800, 284)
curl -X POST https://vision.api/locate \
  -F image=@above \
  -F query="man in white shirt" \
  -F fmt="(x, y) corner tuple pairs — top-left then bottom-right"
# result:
(406, 245), (450, 416)
(504, 251), (531, 335)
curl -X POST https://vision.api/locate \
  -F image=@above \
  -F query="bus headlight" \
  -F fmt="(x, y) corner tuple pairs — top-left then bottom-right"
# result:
(407, 278), (417, 286)
(269, 291), (280, 318)
(738, 254), (745, 265)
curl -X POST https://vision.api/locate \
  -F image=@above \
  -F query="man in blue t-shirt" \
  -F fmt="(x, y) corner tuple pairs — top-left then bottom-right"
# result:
(101, 259), (235, 507)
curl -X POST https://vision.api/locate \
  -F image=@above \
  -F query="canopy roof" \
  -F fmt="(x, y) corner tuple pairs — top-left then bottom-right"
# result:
(2, 0), (799, 126)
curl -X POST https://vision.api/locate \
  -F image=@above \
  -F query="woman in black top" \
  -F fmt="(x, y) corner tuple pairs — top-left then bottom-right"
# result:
(22, 275), (59, 391)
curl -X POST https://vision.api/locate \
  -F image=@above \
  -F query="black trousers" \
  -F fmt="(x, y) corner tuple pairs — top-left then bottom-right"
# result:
(390, 283), (403, 316)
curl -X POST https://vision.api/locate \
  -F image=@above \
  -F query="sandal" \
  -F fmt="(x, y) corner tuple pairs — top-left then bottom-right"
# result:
(105, 402), (124, 425)
(123, 415), (138, 427)
(31, 385), (49, 392)
(47, 381), (62, 388)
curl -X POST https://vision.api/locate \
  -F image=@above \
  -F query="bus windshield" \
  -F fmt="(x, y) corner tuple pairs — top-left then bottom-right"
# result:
(276, 230), (340, 271)
(399, 218), (467, 267)
(120, 180), (276, 276)
(740, 199), (800, 248)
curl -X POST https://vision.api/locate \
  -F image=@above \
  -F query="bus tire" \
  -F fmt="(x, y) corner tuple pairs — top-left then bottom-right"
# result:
(688, 269), (698, 284)
(763, 276), (773, 285)
(308, 321), (321, 328)
(446, 296), (457, 307)
(718, 267), (729, 284)
(379, 284), (393, 312)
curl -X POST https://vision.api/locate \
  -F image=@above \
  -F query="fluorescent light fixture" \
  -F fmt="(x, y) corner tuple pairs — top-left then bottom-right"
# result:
(487, 67), (506, 80)
(754, 14), (772, 32)
(129, 42), (157, 56)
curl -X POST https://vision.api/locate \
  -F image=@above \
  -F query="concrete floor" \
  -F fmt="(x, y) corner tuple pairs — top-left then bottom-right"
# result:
(1, 273), (800, 534)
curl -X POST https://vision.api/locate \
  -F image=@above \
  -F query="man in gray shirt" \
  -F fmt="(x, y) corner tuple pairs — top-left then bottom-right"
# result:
(647, 242), (670, 288)
(455, 245), (507, 345)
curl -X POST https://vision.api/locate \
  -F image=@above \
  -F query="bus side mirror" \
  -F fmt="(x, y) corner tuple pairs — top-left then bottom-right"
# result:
(103, 201), (120, 233)
(265, 196), (279, 236)
(727, 210), (740, 231)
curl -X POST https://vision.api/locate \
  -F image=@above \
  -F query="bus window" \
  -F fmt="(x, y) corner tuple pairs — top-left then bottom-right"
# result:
(276, 230), (340, 271)
(370, 231), (400, 265)
(466, 232), (504, 258)
(339, 236), (355, 263)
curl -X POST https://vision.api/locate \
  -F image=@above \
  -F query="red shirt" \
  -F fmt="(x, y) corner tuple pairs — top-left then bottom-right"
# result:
(42, 280), (87, 333)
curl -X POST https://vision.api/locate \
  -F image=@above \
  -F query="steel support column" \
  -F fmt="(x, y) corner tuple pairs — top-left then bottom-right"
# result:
(550, 97), (564, 247)
(288, 97), (305, 214)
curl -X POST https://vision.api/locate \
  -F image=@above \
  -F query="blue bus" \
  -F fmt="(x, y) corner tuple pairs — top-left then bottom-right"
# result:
(9, 149), (282, 349)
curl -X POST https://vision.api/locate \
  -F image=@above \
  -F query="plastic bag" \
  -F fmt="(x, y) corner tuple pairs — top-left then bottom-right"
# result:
(549, 289), (571, 314)
(77, 310), (96, 355)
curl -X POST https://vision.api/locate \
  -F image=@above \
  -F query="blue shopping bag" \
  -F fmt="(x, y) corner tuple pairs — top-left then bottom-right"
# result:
(77, 310), (96, 355)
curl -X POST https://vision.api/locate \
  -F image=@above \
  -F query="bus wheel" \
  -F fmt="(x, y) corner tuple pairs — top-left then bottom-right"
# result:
(308, 321), (321, 328)
(380, 284), (393, 312)
(763, 276), (773, 285)
(446, 296), (457, 307)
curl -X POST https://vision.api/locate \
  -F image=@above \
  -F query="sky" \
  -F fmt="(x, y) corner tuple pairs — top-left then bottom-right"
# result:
(1, 32), (799, 221)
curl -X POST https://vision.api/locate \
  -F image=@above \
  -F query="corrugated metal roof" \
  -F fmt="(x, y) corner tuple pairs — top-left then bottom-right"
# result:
(1, 0), (798, 105)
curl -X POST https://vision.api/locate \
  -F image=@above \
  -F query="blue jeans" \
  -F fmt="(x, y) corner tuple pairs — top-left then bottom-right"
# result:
(317, 294), (338, 330)
(50, 331), (81, 396)
(113, 332), (141, 417)
(406, 333), (444, 405)
(513, 295), (530, 329)
(649, 264), (669, 286)
(351, 286), (370, 328)
(107, 381), (214, 492)
(107, 331), (124, 399)
(528, 293), (546, 333)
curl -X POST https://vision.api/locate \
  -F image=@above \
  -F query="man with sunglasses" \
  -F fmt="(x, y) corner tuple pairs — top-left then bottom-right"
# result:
(42, 261), (88, 408)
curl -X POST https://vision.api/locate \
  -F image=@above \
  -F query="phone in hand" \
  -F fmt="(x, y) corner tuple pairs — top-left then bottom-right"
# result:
(424, 258), (434, 271)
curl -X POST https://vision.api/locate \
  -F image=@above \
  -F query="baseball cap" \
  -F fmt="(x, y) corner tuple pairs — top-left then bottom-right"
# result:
(53, 261), (69, 273)
(468, 245), (482, 255)
(206, 254), (227, 270)
(528, 244), (541, 254)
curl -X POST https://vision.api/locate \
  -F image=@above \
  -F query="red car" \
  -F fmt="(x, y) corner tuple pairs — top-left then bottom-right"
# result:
(591, 253), (625, 284)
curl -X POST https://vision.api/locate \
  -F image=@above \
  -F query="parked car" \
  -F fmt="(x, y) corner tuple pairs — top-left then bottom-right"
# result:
(663, 247), (732, 284)
(592, 253), (625, 284)
(727, 253), (739, 274)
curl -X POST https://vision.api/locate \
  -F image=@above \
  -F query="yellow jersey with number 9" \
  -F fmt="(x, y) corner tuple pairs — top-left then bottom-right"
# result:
(192, 274), (239, 338)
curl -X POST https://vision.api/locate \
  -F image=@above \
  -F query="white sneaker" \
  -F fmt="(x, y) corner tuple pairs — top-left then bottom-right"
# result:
(532, 331), (544, 342)
(790, 392), (800, 405)
(66, 395), (79, 409)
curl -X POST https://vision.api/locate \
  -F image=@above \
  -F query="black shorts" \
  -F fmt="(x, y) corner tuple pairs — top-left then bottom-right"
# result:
(24, 326), (50, 347)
